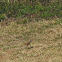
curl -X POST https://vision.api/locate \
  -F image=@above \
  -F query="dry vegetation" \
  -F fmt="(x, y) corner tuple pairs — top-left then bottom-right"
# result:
(0, 18), (62, 62)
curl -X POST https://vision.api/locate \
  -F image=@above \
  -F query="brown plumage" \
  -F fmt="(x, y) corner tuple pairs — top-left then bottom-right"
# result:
(24, 40), (32, 46)
(21, 40), (33, 49)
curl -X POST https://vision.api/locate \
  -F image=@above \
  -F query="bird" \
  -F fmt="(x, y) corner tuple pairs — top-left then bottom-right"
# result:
(22, 40), (32, 49)
(24, 40), (32, 46)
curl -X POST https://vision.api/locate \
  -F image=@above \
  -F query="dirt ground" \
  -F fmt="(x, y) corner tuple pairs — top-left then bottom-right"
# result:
(0, 18), (62, 62)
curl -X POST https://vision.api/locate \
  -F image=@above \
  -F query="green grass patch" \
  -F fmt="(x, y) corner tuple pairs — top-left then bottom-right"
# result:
(0, 1), (62, 20)
(0, 14), (6, 21)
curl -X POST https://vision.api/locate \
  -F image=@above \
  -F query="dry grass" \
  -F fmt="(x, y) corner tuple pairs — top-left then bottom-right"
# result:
(0, 18), (62, 62)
